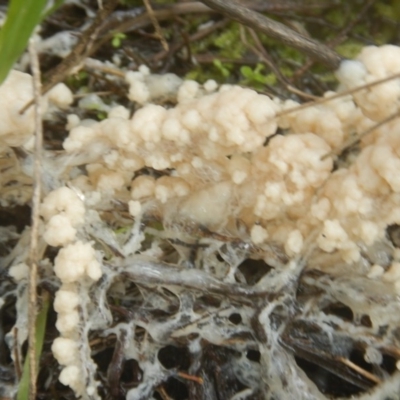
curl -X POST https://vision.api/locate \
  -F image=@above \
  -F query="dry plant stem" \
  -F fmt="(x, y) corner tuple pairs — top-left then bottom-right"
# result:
(329, 0), (376, 48)
(252, 0), (334, 12)
(245, 27), (319, 100)
(151, 19), (229, 64)
(322, 110), (400, 160)
(84, 58), (125, 78)
(96, 0), (331, 58)
(338, 357), (382, 384)
(94, 2), (213, 55)
(100, 1), (311, 35)
(120, 258), (292, 305)
(200, 0), (341, 68)
(19, 0), (119, 114)
(13, 327), (22, 379)
(143, 0), (169, 51)
(177, 372), (204, 385)
(191, 54), (258, 65)
(73, 90), (113, 99)
(107, 329), (127, 398)
(277, 71), (400, 118)
(27, 38), (43, 400)
(41, 0), (119, 94)
(293, 0), (376, 81)
(158, 386), (172, 400)
(98, 3), (208, 43)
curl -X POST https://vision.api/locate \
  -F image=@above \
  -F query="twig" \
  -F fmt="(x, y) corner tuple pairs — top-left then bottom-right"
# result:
(27, 37), (43, 400)
(199, 0), (341, 68)
(292, 0), (376, 81)
(281, 72), (400, 159)
(20, 0), (119, 114)
(94, 2), (211, 57)
(120, 259), (265, 300)
(94, 1), (333, 61)
(143, 0), (169, 51)
(13, 327), (22, 380)
(330, 0), (376, 48)
(42, 0), (119, 94)
(338, 357), (382, 384)
(73, 90), (113, 99)
(322, 110), (400, 160)
(84, 57), (126, 78)
(243, 27), (319, 100)
(276, 72), (400, 117)
(107, 329), (127, 398)
(151, 19), (229, 65)
(177, 371), (204, 385)
(100, 2), (334, 36)
(120, 252), (300, 300)
(158, 386), (173, 400)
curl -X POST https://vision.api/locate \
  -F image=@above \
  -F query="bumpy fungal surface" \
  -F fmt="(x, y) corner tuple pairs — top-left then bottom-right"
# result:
(2, 45), (400, 400)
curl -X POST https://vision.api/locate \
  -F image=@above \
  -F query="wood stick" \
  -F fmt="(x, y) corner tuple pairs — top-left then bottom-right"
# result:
(27, 37), (43, 400)
(200, 0), (342, 68)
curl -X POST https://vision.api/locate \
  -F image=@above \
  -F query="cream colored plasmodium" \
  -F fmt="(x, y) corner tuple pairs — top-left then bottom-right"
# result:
(0, 70), (73, 147)
(54, 240), (101, 283)
(41, 187), (85, 247)
(41, 184), (104, 399)
(58, 46), (400, 269)
(2, 46), (400, 272)
(50, 238), (103, 398)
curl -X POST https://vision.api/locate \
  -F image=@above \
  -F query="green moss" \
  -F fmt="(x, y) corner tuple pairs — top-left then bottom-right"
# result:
(257, 31), (305, 66)
(213, 23), (245, 59)
(335, 41), (364, 59)
(317, 71), (338, 86)
(189, 22), (245, 59)
(66, 71), (88, 91)
(240, 64), (276, 90)
(325, 7), (346, 27)
(185, 66), (219, 84)
(96, 111), (107, 120)
(374, 2), (400, 19)
(212, 59), (233, 78)
(279, 65), (294, 79)
(111, 32), (126, 48)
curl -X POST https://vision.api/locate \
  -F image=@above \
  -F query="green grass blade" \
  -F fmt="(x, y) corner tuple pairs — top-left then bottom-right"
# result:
(42, 0), (64, 20)
(17, 291), (50, 400)
(0, 0), (48, 84)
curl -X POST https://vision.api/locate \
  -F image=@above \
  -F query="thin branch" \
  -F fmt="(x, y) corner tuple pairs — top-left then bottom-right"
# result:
(84, 57), (126, 78)
(177, 371), (204, 385)
(143, 0), (169, 51)
(292, 0), (376, 81)
(13, 327), (22, 380)
(199, 0), (341, 68)
(151, 19), (229, 65)
(27, 37), (43, 400)
(330, 0), (376, 47)
(244, 27), (319, 100)
(158, 386), (173, 400)
(100, 1), (323, 35)
(20, 0), (119, 114)
(276, 72), (400, 117)
(338, 357), (382, 384)
(322, 110), (400, 160)
(41, 0), (119, 95)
